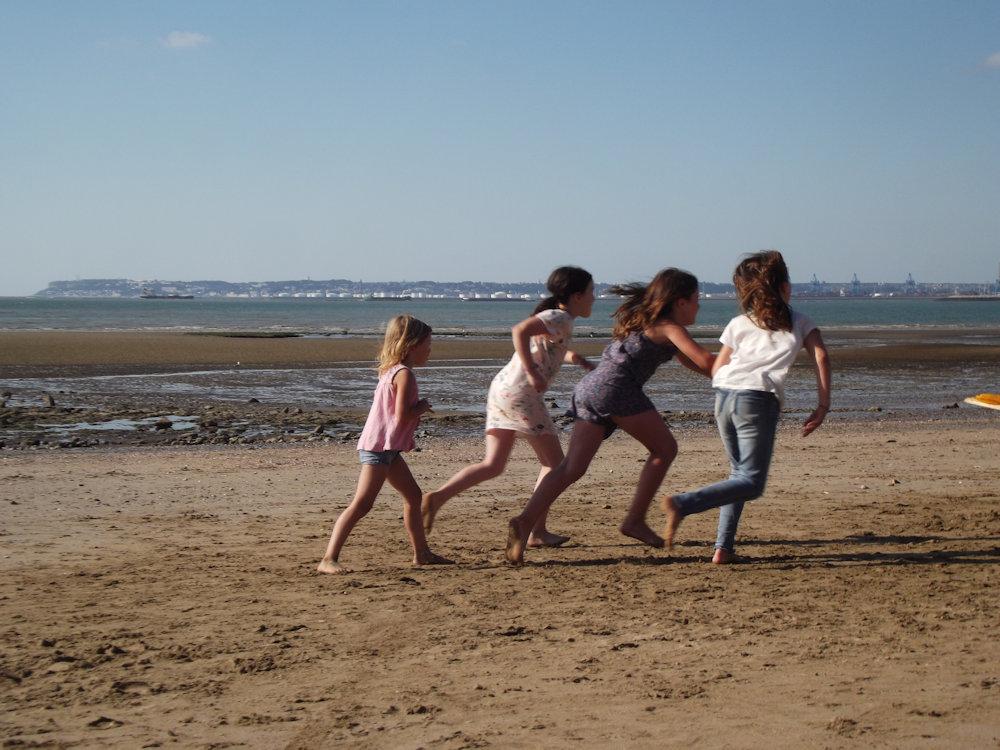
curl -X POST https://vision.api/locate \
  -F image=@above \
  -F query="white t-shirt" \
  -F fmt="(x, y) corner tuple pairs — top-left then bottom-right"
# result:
(712, 309), (817, 406)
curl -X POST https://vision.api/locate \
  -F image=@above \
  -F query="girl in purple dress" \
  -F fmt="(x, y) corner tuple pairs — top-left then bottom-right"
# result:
(505, 268), (716, 564)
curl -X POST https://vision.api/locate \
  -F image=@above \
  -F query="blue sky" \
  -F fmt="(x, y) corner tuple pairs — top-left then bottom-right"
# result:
(1, 1), (998, 295)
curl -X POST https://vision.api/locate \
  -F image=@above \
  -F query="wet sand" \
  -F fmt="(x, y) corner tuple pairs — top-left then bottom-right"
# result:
(2, 329), (1000, 378)
(0, 331), (598, 378)
(1, 417), (998, 747)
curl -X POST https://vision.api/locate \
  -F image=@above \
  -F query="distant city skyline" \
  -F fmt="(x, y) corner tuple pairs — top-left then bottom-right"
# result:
(2, 1), (999, 296)
(33, 271), (1000, 300)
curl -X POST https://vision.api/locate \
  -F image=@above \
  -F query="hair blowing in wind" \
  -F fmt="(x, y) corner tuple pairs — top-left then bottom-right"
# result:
(609, 268), (699, 340)
(734, 250), (792, 332)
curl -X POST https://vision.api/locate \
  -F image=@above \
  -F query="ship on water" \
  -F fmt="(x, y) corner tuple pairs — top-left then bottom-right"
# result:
(139, 287), (194, 300)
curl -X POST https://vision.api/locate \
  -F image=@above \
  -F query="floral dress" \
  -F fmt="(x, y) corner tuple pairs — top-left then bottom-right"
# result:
(485, 308), (574, 437)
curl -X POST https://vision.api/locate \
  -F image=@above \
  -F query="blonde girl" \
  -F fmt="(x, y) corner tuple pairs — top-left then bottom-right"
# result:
(663, 251), (831, 563)
(505, 268), (716, 564)
(421, 266), (596, 547)
(318, 315), (452, 574)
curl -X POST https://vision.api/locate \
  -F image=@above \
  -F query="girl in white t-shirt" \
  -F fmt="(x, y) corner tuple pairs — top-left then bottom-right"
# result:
(422, 267), (596, 547)
(663, 251), (831, 563)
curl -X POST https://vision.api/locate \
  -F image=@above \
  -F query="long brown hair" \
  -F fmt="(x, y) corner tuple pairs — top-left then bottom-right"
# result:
(609, 268), (699, 340)
(734, 250), (792, 331)
(377, 314), (432, 373)
(533, 266), (593, 314)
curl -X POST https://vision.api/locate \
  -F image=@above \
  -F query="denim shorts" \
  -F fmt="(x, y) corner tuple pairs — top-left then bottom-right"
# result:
(358, 449), (400, 466)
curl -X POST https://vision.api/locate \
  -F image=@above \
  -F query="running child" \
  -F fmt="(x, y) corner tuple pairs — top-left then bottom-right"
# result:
(505, 268), (716, 564)
(317, 314), (453, 574)
(663, 250), (831, 563)
(422, 266), (596, 548)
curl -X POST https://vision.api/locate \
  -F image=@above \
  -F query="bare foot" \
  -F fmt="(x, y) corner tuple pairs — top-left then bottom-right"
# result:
(414, 550), (455, 566)
(505, 517), (528, 565)
(661, 495), (683, 552)
(421, 492), (439, 534)
(316, 559), (348, 575)
(527, 530), (571, 548)
(712, 548), (735, 565)
(619, 521), (665, 549)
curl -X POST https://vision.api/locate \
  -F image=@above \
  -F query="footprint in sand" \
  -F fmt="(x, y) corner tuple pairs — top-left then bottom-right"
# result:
(112, 680), (153, 695)
(87, 716), (124, 730)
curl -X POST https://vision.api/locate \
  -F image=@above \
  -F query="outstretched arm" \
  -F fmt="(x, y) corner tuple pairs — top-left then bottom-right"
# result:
(655, 322), (715, 376)
(564, 349), (595, 371)
(675, 351), (712, 377)
(801, 329), (831, 437)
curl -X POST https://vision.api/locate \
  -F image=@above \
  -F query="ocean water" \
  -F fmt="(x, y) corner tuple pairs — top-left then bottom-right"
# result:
(3, 296), (1000, 333)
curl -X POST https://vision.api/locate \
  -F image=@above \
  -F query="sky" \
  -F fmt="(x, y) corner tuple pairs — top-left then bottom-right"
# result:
(1, 1), (999, 296)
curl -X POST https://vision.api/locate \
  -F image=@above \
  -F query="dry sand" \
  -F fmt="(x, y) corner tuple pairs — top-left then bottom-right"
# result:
(2, 417), (998, 748)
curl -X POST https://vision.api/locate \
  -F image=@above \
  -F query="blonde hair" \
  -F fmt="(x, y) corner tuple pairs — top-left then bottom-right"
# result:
(609, 268), (699, 340)
(377, 314), (432, 373)
(733, 250), (792, 332)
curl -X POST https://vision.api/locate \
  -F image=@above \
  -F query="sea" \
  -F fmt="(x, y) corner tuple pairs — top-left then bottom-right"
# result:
(2, 296), (999, 419)
(4, 296), (1000, 333)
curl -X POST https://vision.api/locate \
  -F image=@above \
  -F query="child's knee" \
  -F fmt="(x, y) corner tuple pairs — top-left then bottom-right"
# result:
(747, 476), (768, 500)
(351, 497), (377, 516)
(480, 460), (506, 480)
(734, 471), (767, 500)
(650, 440), (678, 466)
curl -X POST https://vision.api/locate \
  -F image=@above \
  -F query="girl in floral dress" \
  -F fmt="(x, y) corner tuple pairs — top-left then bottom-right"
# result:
(422, 267), (596, 547)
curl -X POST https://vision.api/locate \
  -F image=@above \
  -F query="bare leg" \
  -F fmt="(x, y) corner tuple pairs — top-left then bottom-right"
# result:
(661, 495), (683, 552)
(422, 431), (515, 532)
(317, 465), (389, 574)
(506, 421), (604, 564)
(614, 410), (678, 549)
(525, 432), (571, 548)
(387, 456), (454, 566)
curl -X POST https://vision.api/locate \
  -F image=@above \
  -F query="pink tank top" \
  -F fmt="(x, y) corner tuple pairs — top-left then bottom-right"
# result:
(357, 364), (420, 452)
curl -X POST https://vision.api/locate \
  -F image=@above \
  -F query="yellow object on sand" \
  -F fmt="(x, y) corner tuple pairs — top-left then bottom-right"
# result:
(963, 393), (1000, 410)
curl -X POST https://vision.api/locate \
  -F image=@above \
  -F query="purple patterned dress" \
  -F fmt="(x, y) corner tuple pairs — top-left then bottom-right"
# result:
(569, 331), (678, 437)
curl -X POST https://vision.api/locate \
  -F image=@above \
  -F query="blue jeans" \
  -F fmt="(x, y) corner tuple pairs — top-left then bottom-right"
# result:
(673, 389), (780, 552)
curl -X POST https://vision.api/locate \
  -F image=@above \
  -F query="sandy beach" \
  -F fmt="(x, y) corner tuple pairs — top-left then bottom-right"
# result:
(1, 332), (999, 747)
(3, 329), (1000, 377)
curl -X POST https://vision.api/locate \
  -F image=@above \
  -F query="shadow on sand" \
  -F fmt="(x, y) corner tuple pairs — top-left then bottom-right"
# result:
(521, 535), (1000, 568)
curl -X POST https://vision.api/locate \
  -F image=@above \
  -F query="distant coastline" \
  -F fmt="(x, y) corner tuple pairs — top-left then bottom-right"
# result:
(31, 276), (1000, 300)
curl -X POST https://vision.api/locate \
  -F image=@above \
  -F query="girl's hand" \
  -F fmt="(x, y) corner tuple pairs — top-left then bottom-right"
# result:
(803, 329), (831, 437)
(415, 398), (433, 416)
(801, 404), (827, 436)
(527, 365), (547, 393)
(564, 349), (594, 371)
